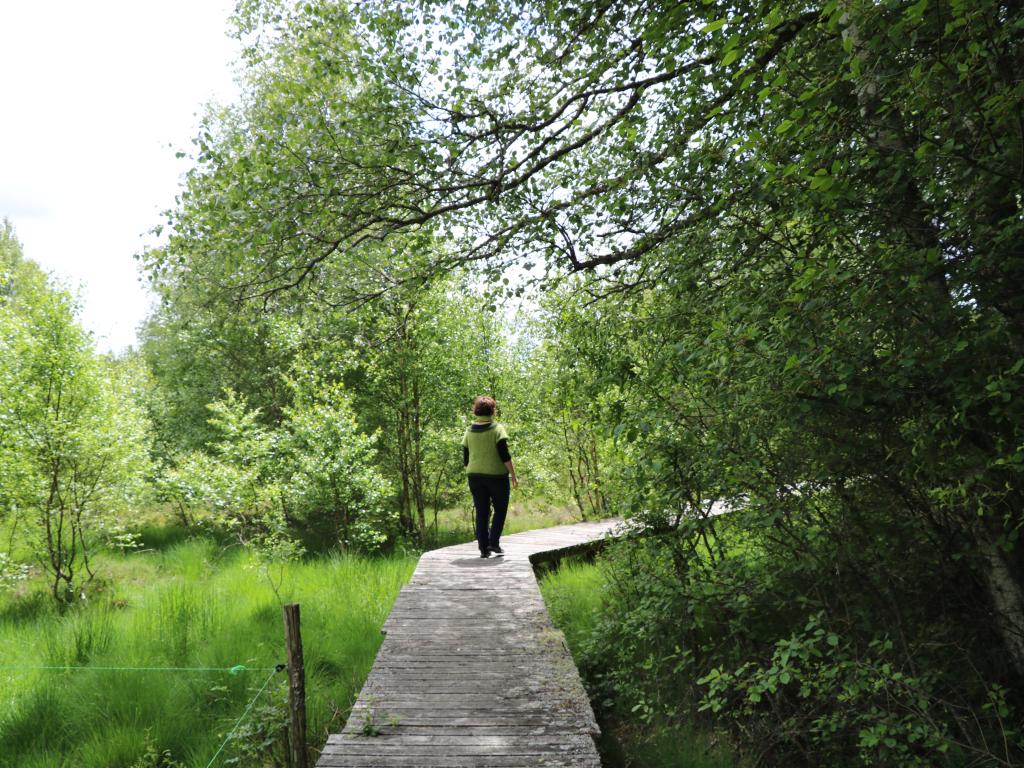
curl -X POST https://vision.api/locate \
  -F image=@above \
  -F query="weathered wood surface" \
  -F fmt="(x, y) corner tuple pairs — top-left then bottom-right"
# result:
(316, 519), (621, 768)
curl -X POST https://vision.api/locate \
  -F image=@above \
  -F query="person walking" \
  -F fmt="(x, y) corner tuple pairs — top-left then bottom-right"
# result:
(462, 395), (518, 558)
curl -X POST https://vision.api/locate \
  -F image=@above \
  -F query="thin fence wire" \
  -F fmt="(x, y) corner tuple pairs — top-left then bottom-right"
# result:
(0, 663), (277, 674)
(204, 666), (283, 768)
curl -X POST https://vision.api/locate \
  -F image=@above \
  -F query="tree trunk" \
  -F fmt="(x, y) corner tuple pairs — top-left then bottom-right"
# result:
(561, 416), (586, 517)
(979, 528), (1024, 676)
(411, 378), (426, 539)
(396, 369), (413, 534)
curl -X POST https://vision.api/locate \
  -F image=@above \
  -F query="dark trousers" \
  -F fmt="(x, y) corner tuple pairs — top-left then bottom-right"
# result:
(468, 475), (510, 552)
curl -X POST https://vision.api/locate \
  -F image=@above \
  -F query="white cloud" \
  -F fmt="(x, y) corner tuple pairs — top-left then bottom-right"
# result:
(0, 0), (241, 352)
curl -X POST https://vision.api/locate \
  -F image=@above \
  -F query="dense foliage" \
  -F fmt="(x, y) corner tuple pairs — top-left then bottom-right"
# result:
(140, 256), (574, 549)
(2, 0), (1022, 764)
(540, 561), (739, 768)
(141, 0), (1023, 764)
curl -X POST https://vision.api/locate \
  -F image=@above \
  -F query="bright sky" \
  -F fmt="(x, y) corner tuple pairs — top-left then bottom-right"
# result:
(0, 1), (241, 353)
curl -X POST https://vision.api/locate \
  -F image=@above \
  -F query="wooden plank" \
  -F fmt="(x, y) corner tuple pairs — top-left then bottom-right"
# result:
(317, 757), (598, 768)
(314, 519), (620, 768)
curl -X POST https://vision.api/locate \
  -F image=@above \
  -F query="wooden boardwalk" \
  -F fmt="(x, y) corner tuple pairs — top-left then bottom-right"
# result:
(316, 519), (621, 768)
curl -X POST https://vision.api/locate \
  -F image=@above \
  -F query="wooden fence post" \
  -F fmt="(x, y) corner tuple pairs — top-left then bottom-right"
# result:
(283, 603), (308, 768)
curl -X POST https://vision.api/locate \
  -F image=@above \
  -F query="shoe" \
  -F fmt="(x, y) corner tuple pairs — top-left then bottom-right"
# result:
(489, 546), (504, 556)
(480, 549), (491, 558)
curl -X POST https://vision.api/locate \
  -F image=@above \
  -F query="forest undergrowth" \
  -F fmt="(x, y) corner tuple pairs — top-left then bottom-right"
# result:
(540, 559), (740, 768)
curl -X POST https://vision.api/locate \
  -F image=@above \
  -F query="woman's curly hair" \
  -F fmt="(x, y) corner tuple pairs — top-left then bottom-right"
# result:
(472, 395), (497, 416)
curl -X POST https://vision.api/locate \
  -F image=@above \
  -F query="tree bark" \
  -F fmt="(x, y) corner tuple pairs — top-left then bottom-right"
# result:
(979, 528), (1024, 676)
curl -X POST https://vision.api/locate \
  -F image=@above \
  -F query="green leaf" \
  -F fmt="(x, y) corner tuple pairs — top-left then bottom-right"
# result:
(775, 119), (794, 135)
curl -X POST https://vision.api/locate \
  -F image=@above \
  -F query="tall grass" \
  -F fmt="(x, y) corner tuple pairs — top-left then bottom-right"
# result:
(0, 539), (415, 767)
(540, 560), (740, 768)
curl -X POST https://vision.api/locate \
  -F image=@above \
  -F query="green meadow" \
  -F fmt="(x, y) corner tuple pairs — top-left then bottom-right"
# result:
(0, 537), (415, 768)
